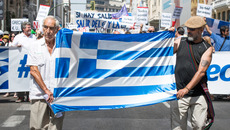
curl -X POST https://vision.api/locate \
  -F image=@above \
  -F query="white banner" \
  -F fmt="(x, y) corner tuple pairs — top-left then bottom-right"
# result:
(11, 19), (28, 31)
(0, 47), (30, 92)
(197, 4), (212, 18)
(207, 52), (230, 94)
(74, 11), (132, 29)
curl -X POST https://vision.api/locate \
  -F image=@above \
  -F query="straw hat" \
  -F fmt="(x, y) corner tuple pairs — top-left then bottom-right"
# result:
(184, 16), (206, 29)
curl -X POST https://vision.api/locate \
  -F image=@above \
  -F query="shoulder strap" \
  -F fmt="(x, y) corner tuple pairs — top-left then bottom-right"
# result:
(187, 43), (215, 130)
(218, 37), (227, 51)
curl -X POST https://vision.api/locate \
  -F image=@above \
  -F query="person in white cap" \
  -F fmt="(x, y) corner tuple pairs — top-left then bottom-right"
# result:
(170, 16), (214, 130)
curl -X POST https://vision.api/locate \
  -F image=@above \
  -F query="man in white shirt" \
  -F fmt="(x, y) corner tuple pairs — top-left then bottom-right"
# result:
(26, 16), (65, 130)
(12, 22), (36, 102)
(12, 22), (36, 49)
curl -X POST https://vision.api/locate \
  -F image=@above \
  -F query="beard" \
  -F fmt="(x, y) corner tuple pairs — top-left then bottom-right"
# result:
(25, 31), (31, 36)
(188, 37), (194, 41)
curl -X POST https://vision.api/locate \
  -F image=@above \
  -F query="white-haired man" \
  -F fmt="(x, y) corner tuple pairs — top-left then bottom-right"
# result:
(26, 16), (65, 130)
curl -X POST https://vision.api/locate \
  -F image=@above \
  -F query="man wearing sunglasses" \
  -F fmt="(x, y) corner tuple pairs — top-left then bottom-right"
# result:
(26, 16), (65, 130)
(205, 19), (230, 51)
(170, 16), (214, 130)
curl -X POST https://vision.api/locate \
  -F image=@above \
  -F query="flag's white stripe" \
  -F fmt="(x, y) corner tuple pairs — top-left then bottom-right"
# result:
(96, 56), (174, 69)
(0, 72), (8, 85)
(98, 38), (173, 51)
(0, 50), (8, 60)
(53, 90), (176, 106)
(77, 49), (97, 59)
(57, 48), (97, 59)
(57, 74), (175, 88)
(0, 61), (8, 66)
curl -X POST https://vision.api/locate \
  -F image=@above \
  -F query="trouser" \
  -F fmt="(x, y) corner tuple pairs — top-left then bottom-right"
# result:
(30, 99), (65, 130)
(171, 95), (208, 130)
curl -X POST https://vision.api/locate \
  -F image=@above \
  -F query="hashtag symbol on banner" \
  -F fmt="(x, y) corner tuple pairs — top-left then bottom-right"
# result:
(18, 54), (30, 78)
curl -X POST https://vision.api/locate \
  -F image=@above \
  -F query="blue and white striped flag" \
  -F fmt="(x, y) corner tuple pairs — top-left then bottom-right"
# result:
(51, 28), (177, 113)
(204, 17), (230, 45)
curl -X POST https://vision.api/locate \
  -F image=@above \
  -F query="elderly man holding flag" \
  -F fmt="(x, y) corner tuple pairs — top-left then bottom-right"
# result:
(26, 16), (65, 130)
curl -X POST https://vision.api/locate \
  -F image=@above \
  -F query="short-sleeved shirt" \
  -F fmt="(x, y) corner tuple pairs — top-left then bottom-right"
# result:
(12, 33), (36, 50)
(26, 38), (58, 100)
(211, 33), (230, 51)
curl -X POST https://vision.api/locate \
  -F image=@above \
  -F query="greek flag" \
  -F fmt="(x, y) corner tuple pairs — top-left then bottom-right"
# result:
(204, 17), (230, 38)
(51, 28), (177, 113)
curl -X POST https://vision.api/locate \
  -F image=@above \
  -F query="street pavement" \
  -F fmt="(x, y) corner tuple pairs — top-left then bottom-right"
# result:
(0, 93), (230, 130)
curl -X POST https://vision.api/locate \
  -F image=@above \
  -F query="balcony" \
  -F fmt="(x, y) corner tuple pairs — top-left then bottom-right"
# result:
(211, 0), (230, 9)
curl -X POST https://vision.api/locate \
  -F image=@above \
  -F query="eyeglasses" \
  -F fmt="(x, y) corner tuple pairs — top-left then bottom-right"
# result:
(148, 30), (154, 33)
(187, 27), (196, 31)
(43, 25), (56, 30)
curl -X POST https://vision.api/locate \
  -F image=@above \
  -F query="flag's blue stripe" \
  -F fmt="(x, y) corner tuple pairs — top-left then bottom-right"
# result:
(0, 65), (8, 76)
(51, 95), (177, 113)
(80, 31), (175, 49)
(77, 59), (174, 78)
(56, 28), (73, 48)
(0, 81), (8, 89)
(55, 58), (70, 78)
(97, 47), (173, 60)
(206, 18), (214, 28)
(53, 83), (176, 98)
(0, 58), (9, 63)
(0, 48), (8, 53)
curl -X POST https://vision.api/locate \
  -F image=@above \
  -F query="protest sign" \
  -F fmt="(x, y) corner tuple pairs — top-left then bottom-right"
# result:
(136, 7), (148, 24)
(172, 6), (183, 19)
(161, 13), (172, 28)
(75, 11), (131, 29)
(11, 19), (28, 31)
(36, 4), (50, 21)
(197, 4), (212, 18)
(33, 21), (40, 29)
(36, 4), (50, 31)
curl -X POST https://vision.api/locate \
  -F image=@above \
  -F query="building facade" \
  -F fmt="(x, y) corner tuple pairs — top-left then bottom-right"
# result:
(0, 0), (70, 31)
(212, 0), (230, 22)
(86, 0), (129, 12)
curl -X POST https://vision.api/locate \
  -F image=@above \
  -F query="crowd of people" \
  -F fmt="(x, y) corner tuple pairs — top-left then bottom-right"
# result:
(0, 15), (229, 130)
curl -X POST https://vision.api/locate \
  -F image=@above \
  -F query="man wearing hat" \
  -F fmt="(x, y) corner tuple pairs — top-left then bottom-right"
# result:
(170, 16), (214, 129)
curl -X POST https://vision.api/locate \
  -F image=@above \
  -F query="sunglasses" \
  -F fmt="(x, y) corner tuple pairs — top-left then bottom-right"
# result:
(187, 27), (196, 31)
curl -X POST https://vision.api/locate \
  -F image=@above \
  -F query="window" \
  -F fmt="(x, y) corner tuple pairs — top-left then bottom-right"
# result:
(227, 10), (230, 21)
(214, 14), (216, 19)
(222, 11), (226, 21)
(218, 12), (221, 19)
